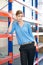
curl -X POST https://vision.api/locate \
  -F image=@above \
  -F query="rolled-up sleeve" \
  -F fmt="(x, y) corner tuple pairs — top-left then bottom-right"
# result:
(28, 22), (34, 39)
(9, 22), (15, 34)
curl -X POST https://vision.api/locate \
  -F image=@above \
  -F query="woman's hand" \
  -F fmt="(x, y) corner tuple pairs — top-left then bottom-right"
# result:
(36, 45), (39, 52)
(13, 14), (17, 21)
(34, 44), (39, 52)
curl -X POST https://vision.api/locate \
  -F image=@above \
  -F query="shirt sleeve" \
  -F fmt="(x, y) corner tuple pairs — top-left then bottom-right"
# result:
(27, 22), (34, 39)
(9, 22), (15, 34)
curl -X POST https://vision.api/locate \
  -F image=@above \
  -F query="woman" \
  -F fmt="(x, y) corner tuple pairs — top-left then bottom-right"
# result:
(8, 10), (36, 65)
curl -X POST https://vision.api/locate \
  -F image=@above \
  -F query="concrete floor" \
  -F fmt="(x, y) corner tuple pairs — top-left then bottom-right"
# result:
(2, 56), (43, 65)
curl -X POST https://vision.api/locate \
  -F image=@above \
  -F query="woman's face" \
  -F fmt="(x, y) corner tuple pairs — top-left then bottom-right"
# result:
(16, 13), (23, 22)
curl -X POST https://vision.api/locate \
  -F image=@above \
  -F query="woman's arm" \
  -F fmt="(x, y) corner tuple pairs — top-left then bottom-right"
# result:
(8, 21), (16, 34)
(28, 22), (37, 46)
(8, 22), (13, 33)
(8, 14), (17, 33)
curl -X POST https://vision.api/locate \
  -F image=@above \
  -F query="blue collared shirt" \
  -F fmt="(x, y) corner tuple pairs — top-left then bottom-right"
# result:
(9, 21), (34, 45)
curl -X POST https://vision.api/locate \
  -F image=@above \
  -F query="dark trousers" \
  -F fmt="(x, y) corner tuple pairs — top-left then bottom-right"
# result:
(19, 42), (36, 65)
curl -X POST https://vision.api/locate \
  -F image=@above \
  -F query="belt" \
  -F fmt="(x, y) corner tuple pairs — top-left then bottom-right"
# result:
(21, 41), (34, 46)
